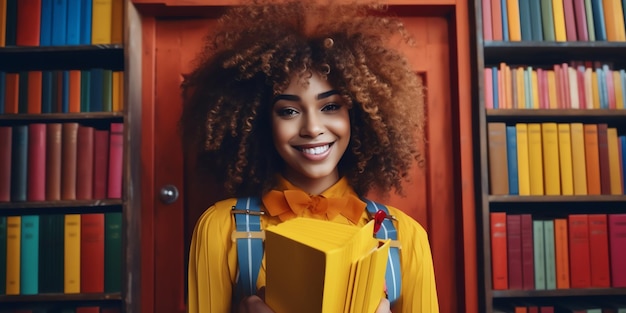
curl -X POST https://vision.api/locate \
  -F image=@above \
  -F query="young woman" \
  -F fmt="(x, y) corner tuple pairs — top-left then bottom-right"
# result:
(182, 2), (439, 312)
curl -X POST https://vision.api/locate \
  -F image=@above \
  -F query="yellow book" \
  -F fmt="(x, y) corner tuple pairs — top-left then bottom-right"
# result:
(542, 123), (561, 195)
(6, 216), (21, 295)
(592, 71), (600, 109)
(516, 123), (531, 195)
(568, 67), (579, 109)
(614, 71), (624, 109)
(265, 218), (389, 313)
(92, 0), (114, 44)
(585, 68), (594, 109)
(64, 214), (81, 293)
(547, 70), (558, 109)
(570, 123), (588, 195)
(0, 0), (6, 47)
(516, 67), (525, 109)
(552, 0), (567, 41)
(557, 124), (574, 195)
(532, 68), (540, 109)
(607, 128), (623, 194)
(111, 0), (124, 44)
(506, 0), (522, 41)
(603, 0), (626, 41)
(112, 71), (124, 112)
(528, 123), (544, 195)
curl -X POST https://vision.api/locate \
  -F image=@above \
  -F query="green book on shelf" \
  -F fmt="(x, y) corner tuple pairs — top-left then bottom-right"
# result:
(105, 212), (123, 293)
(541, 0), (556, 41)
(533, 220), (546, 290)
(543, 220), (556, 290)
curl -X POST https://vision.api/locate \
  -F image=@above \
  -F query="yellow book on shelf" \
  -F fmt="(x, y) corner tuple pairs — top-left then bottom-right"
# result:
(584, 68), (594, 109)
(592, 71), (600, 109)
(516, 123), (531, 195)
(532, 69), (540, 109)
(0, 0), (6, 47)
(506, 0), (522, 41)
(607, 128), (623, 194)
(614, 71), (624, 109)
(547, 70), (559, 109)
(92, 0), (114, 44)
(528, 123), (544, 195)
(542, 123), (561, 195)
(64, 214), (81, 294)
(265, 218), (389, 313)
(112, 71), (124, 112)
(552, 0), (567, 41)
(557, 124), (574, 195)
(516, 67), (525, 109)
(111, 0), (124, 44)
(6, 216), (21, 295)
(602, 0), (626, 41)
(570, 123), (588, 195)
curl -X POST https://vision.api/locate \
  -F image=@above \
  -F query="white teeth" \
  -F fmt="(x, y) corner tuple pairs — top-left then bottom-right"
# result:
(301, 145), (330, 155)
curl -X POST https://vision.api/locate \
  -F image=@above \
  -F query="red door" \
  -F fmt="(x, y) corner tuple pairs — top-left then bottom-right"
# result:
(145, 8), (464, 313)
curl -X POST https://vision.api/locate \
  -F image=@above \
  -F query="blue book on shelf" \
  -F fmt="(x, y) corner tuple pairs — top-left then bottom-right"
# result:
(10, 126), (27, 202)
(66, 0), (82, 45)
(40, 0), (54, 46)
(501, 0), (510, 41)
(0, 72), (5, 113)
(528, 0), (543, 40)
(524, 67), (532, 108)
(61, 71), (70, 113)
(591, 0), (607, 41)
(20, 215), (40, 295)
(80, 0), (93, 45)
(597, 67), (608, 109)
(506, 126), (519, 195)
(492, 66), (499, 109)
(518, 0), (533, 41)
(51, 0), (68, 46)
(41, 71), (53, 113)
(90, 68), (104, 112)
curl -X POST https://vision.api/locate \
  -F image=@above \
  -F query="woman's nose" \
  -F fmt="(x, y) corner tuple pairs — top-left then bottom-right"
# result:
(300, 112), (324, 137)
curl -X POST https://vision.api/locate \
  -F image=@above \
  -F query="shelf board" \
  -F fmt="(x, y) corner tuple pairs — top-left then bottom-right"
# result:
(492, 288), (626, 298)
(0, 44), (124, 71)
(0, 292), (122, 304)
(485, 109), (626, 124)
(0, 112), (124, 122)
(0, 199), (123, 216)
(483, 41), (626, 66)
(488, 195), (626, 203)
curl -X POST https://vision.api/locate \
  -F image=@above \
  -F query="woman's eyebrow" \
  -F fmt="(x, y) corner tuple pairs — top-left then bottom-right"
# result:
(317, 90), (339, 99)
(273, 94), (300, 103)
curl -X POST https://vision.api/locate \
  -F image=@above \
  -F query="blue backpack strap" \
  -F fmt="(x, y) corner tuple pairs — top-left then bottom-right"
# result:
(364, 199), (402, 304)
(232, 197), (265, 298)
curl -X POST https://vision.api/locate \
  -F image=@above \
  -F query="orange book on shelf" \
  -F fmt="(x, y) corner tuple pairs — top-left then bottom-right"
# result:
(591, 71), (600, 109)
(0, 0), (6, 47)
(516, 67), (525, 109)
(6, 216), (21, 295)
(602, 0), (626, 41)
(532, 69), (539, 109)
(570, 123), (588, 195)
(488, 123), (510, 195)
(506, 0), (522, 41)
(554, 64), (564, 108)
(505, 64), (513, 109)
(554, 218), (570, 289)
(27, 71), (42, 114)
(528, 123), (544, 195)
(551, 0), (567, 41)
(542, 123), (561, 195)
(111, 0), (124, 44)
(112, 71), (124, 112)
(490, 212), (508, 290)
(557, 124), (574, 195)
(584, 124), (601, 195)
(547, 70), (558, 109)
(4, 73), (19, 114)
(607, 128), (623, 194)
(584, 67), (594, 109)
(68, 70), (81, 113)
(491, 0), (503, 40)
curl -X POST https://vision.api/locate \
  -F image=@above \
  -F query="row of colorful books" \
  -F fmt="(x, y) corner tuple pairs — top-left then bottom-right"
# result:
(488, 122), (626, 196)
(0, 122), (124, 202)
(0, 212), (122, 295)
(0, 306), (121, 313)
(494, 301), (626, 313)
(0, 70), (124, 114)
(484, 62), (626, 110)
(490, 213), (626, 291)
(0, 0), (124, 47)
(482, 0), (626, 42)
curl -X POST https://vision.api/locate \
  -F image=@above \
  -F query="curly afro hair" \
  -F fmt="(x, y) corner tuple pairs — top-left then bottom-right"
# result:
(180, 0), (425, 198)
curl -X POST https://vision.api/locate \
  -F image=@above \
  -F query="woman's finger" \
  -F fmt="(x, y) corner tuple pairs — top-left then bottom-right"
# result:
(375, 298), (391, 313)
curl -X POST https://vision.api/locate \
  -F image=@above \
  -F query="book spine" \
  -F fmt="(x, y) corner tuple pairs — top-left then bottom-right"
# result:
(107, 123), (124, 199)
(76, 125), (95, 200)
(45, 123), (62, 201)
(27, 123), (46, 201)
(6, 216), (21, 295)
(491, 212), (509, 290)
(11, 125), (28, 202)
(568, 214), (591, 288)
(20, 215), (39, 295)
(588, 214), (611, 287)
(488, 123), (510, 195)
(81, 213), (105, 293)
(521, 214), (535, 290)
(61, 123), (79, 200)
(608, 214), (626, 287)
(0, 126), (12, 202)
(104, 212), (122, 292)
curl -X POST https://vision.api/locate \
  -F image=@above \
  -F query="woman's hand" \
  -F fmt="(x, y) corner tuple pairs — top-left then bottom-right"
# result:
(375, 298), (391, 313)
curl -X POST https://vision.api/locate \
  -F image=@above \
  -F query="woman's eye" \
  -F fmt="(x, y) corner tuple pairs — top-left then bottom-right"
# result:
(322, 103), (341, 112)
(277, 108), (299, 117)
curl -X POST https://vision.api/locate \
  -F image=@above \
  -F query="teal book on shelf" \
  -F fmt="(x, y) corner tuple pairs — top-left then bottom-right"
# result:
(20, 215), (40, 295)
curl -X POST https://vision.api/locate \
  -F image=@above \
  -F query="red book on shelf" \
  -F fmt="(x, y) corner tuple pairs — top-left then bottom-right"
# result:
(76, 125), (95, 200)
(482, 0), (493, 40)
(15, 0), (41, 46)
(491, 212), (508, 290)
(572, 0), (589, 40)
(491, 0), (503, 40)
(507, 214), (523, 289)
(608, 214), (626, 287)
(539, 307), (554, 313)
(93, 129), (110, 199)
(562, 0), (578, 41)
(27, 123), (46, 201)
(27, 71), (42, 114)
(80, 213), (105, 293)
(45, 123), (62, 201)
(520, 214), (535, 290)
(568, 214), (591, 288)
(0, 127), (12, 202)
(68, 70), (81, 113)
(107, 123), (124, 199)
(76, 307), (100, 313)
(61, 123), (79, 200)
(4, 73), (19, 114)
(588, 214), (611, 287)
(597, 123), (611, 195)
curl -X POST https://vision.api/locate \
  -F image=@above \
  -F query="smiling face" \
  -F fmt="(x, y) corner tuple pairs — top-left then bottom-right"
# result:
(271, 72), (351, 194)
